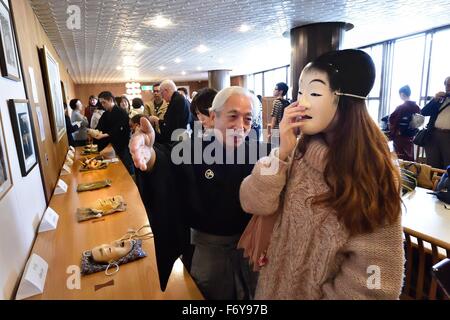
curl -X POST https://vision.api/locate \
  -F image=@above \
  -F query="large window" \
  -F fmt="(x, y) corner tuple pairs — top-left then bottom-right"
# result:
(427, 28), (450, 98)
(389, 35), (426, 114)
(263, 67), (288, 97)
(362, 45), (383, 121)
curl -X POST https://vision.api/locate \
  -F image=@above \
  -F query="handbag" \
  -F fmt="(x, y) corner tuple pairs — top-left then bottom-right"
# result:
(414, 100), (450, 146)
(413, 128), (430, 146)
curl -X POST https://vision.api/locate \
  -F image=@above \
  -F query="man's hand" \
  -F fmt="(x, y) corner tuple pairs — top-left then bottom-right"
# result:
(129, 117), (156, 171)
(435, 91), (446, 100)
(148, 115), (160, 127)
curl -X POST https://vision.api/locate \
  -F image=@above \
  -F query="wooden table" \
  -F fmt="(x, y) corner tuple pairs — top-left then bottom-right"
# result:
(402, 187), (450, 250)
(28, 146), (203, 299)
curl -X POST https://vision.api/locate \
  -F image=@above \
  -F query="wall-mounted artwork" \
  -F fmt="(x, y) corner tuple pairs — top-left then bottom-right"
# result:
(0, 0), (20, 81)
(0, 109), (12, 200)
(8, 99), (37, 176)
(39, 45), (65, 142)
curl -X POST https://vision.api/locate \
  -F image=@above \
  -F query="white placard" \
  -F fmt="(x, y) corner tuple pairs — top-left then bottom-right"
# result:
(54, 179), (68, 195)
(67, 149), (74, 158)
(28, 67), (39, 103)
(61, 164), (71, 176)
(36, 106), (46, 142)
(103, 157), (119, 163)
(69, 146), (75, 152)
(65, 157), (73, 166)
(15, 254), (48, 300)
(38, 207), (59, 233)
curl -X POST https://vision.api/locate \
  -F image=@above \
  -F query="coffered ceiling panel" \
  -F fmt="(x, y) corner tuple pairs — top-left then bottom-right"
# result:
(29, 0), (450, 83)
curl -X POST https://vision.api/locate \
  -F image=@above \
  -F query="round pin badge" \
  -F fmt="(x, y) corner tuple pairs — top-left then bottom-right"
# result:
(205, 169), (214, 179)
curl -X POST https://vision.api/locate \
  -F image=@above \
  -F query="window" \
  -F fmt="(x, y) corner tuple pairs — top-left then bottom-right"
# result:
(254, 73), (263, 98)
(427, 28), (450, 98)
(263, 67), (287, 97)
(389, 35), (426, 114)
(362, 45), (383, 122)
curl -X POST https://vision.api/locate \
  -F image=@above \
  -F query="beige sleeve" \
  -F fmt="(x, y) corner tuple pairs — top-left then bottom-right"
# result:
(239, 148), (290, 216)
(321, 218), (404, 300)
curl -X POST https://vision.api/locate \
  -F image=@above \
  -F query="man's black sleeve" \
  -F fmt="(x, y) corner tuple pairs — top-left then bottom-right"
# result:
(135, 143), (187, 291)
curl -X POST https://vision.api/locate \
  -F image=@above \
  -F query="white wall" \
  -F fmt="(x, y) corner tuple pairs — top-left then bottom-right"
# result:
(0, 0), (46, 300)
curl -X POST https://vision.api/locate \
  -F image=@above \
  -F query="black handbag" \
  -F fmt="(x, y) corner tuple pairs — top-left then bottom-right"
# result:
(414, 99), (450, 146)
(413, 128), (430, 146)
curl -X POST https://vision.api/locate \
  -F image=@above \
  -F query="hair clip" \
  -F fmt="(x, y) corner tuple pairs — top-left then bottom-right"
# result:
(335, 92), (367, 100)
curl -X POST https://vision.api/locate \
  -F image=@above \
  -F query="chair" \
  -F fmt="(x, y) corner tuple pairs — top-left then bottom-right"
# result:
(398, 159), (446, 190)
(402, 228), (450, 300)
(432, 259), (450, 298)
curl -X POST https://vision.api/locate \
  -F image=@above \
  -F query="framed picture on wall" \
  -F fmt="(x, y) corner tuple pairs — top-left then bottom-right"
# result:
(0, 0), (20, 81)
(39, 45), (66, 142)
(8, 99), (37, 176)
(0, 109), (12, 200)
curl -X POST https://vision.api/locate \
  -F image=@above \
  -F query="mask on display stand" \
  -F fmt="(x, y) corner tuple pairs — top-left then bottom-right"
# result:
(81, 225), (153, 276)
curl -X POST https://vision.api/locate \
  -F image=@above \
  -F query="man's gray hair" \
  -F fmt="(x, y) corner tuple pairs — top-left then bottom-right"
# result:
(210, 86), (260, 119)
(160, 79), (177, 92)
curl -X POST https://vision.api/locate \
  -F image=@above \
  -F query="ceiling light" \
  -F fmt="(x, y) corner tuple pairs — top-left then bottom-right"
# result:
(149, 15), (172, 28)
(196, 45), (209, 53)
(134, 43), (146, 51)
(196, 66), (202, 71)
(174, 58), (181, 63)
(218, 58), (224, 64)
(159, 66), (166, 71)
(239, 24), (251, 32)
(181, 71), (186, 75)
(123, 56), (136, 66)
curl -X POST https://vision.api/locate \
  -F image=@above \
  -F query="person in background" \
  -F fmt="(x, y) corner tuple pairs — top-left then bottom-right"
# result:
(69, 98), (89, 146)
(118, 95), (131, 115)
(84, 95), (98, 124)
(149, 80), (191, 144)
(64, 102), (79, 147)
(130, 98), (145, 118)
(270, 83), (290, 129)
(421, 76), (450, 169)
(145, 83), (168, 131)
(90, 101), (105, 129)
(239, 49), (404, 299)
(190, 87), (217, 130)
(94, 91), (134, 176)
(177, 87), (189, 101)
(191, 91), (198, 101)
(130, 114), (145, 134)
(388, 85), (420, 161)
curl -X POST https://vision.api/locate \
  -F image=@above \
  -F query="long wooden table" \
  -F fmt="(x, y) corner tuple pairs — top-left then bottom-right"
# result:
(28, 146), (203, 299)
(402, 187), (450, 250)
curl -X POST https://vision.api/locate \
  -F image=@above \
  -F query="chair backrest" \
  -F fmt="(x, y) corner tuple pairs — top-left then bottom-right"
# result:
(403, 229), (450, 300)
(399, 160), (446, 190)
(432, 258), (450, 298)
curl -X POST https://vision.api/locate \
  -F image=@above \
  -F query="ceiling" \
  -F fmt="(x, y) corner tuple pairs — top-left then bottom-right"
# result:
(29, 0), (450, 84)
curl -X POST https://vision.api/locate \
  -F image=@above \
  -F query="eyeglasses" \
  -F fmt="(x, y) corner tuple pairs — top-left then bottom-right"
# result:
(153, 90), (160, 93)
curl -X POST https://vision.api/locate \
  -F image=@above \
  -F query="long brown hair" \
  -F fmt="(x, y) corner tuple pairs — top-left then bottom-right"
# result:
(296, 69), (401, 236)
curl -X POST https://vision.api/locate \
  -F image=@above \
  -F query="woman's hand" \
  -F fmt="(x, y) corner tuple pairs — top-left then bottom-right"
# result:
(129, 117), (156, 171)
(278, 102), (303, 161)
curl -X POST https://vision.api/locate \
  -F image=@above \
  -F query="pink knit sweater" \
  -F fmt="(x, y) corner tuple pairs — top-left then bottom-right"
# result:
(240, 138), (404, 299)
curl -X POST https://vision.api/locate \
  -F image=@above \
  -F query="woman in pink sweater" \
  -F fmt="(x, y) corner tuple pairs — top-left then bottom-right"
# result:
(239, 49), (404, 299)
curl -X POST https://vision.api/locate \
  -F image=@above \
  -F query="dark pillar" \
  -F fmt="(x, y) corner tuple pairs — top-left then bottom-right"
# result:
(290, 22), (353, 101)
(208, 70), (231, 91)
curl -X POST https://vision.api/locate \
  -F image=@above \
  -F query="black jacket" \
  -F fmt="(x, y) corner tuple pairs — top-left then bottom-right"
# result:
(136, 135), (270, 291)
(158, 91), (191, 144)
(65, 115), (78, 147)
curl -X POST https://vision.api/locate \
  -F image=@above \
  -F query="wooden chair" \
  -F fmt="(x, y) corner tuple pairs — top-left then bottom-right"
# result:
(415, 145), (426, 164)
(399, 159), (446, 190)
(402, 228), (450, 300)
